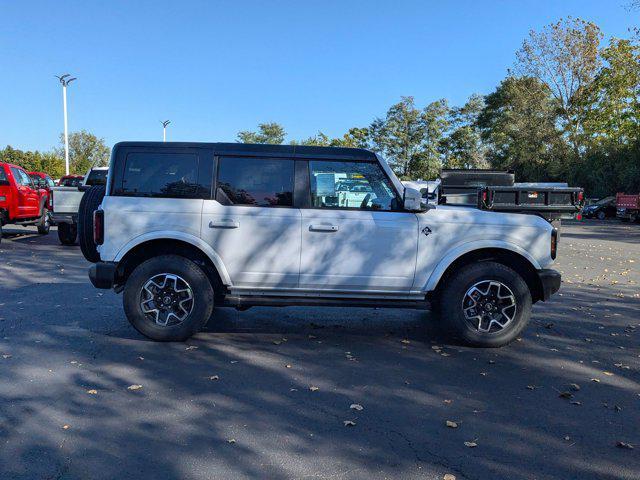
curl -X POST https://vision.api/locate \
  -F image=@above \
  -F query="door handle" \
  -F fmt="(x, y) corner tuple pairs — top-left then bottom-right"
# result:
(209, 220), (239, 229)
(309, 224), (339, 232)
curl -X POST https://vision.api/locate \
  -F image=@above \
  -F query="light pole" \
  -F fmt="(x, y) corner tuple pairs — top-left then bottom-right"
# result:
(161, 120), (171, 142)
(56, 74), (77, 175)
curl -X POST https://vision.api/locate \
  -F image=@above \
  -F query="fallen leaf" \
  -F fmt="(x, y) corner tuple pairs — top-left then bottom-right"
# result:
(569, 383), (581, 391)
(272, 340), (282, 345)
(401, 339), (410, 344)
(443, 399), (453, 404)
(559, 391), (573, 399)
(446, 420), (458, 428)
(285, 364), (292, 368)
(443, 475), (456, 480)
(603, 371), (614, 376)
(526, 385), (536, 390)
(617, 441), (634, 449)
(185, 346), (198, 351)
(86, 389), (98, 395)
(309, 386), (319, 392)
(350, 403), (364, 411)
(227, 438), (236, 444)
(2, 354), (11, 359)
(208, 375), (219, 381)
(591, 378), (601, 383)
(127, 384), (143, 390)
(464, 441), (478, 448)
(343, 420), (356, 427)
(62, 424), (70, 430)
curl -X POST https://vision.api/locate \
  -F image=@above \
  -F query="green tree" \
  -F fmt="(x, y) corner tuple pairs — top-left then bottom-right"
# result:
(515, 17), (602, 154)
(55, 130), (110, 175)
(582, 38), (640, 145)
(441, 94), (487, 169)
(478, 76), (567, 181)
(237, 122), (286, 144)
(0, 146), (65, 178)
(370, 96), (428, 178)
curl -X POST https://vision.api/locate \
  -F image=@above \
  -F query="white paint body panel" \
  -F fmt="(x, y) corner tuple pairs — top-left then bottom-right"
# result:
(200, 201), (301, 288)
(299, 209), (418, 291)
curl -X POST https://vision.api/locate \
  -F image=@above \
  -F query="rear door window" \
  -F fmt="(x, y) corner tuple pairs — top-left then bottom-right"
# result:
(116, 152), (209, 198)
(10, 167), (34, 188)
(216, 157), (294, 207)
(0, 167), (9, 183)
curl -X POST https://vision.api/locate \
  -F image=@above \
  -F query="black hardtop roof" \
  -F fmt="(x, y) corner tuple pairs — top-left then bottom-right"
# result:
(113, 141), (378, 161)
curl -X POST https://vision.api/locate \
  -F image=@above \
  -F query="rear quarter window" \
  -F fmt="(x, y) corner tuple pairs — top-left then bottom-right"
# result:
(115, 152), (210, 199)
(0, 167), (8, 183)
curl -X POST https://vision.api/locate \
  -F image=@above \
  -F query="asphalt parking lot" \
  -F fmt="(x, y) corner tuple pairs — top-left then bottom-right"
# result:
(0, 220), (638, 480)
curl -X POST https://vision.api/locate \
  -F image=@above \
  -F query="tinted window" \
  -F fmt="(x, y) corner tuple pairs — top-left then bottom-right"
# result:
(118, 153), (206, 198)
(309, 161), (400, 211)
(60, 177), (83, 187)
(86, 169), (108, 186)
(216, 157), (294, 207)
(45, 176), (55, 187)
(0, 167), (7, 183)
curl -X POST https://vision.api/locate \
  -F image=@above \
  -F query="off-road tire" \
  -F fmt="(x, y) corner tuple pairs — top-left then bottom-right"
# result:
(437, 261), (532, 348)
(123, 255), (214, 342)
(78, 185), (105, 263)
(57, 223), (77, 245)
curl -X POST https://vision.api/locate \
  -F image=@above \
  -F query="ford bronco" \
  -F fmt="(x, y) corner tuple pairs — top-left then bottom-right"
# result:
(85, 142), (561, 346)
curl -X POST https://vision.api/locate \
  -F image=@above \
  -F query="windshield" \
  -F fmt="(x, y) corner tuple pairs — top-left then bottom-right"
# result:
(595, 196), (614, 206)
(60, 177), (83, 187)
(86, 169), (108, 186)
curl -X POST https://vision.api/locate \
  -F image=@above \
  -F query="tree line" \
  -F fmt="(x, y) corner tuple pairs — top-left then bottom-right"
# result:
(1, 131), (110, 179)
(238, 17), (640, 198)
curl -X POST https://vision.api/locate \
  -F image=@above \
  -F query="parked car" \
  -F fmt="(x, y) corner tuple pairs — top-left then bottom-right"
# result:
(582, 196), (617, 220)
(616, 193), (640, 222)
(28, 171), (56, 210)
(51, 167), (108, 245)
(0, 162), (51, 242)
(57, 175), (84, 187)
(83, 142), (561, 347)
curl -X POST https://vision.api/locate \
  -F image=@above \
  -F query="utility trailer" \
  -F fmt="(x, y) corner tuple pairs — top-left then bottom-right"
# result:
(439, 169), (584, 222)
(616, 193), (640, 222)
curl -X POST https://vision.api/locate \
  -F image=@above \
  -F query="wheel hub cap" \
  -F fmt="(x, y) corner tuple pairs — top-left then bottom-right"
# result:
(462, 280), (516, 334)
(139, 273), (194, 327)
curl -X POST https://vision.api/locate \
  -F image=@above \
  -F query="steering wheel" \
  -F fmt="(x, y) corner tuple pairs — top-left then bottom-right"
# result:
(360, 193), (372, 209)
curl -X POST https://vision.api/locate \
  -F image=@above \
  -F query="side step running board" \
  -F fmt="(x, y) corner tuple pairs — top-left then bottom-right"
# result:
(222, 295), (430, 310)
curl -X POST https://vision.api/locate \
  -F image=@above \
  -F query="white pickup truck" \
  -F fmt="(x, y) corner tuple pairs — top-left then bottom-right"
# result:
(51, 167), (108, 245)
(84, 142), (561, 346)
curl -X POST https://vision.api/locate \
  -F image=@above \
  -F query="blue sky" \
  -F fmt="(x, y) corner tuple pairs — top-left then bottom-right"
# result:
(0, 0), (636, 151)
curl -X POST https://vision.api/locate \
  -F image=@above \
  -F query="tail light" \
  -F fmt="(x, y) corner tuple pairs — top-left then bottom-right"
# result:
(93, 209), (104, 245)
(577, 191), (584, 203)
(550, 228), (558, 260)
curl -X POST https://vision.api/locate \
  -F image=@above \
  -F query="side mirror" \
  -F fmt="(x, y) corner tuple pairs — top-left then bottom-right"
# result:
(404, 187), (431, 212)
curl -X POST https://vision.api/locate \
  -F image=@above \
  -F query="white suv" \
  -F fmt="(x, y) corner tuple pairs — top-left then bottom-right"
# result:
(87, 142), (560, 346)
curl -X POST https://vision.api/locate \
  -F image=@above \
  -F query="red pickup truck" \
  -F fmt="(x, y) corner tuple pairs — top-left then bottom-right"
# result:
(616, 193), (640, 222)
(0, 162), (51, 242)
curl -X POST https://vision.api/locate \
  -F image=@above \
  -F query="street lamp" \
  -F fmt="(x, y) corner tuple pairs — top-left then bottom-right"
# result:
(161, 120), (171, 142)
(55, 74), (77, 175)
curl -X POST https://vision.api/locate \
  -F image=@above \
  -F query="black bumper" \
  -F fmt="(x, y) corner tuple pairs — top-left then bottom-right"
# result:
(89, 262), (117, 289)
(538, 269), (561, 301)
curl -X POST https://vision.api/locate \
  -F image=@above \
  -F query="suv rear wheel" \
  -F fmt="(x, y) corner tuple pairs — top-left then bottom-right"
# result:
(123, 255), (214, 341)
(437, 261), (532, 347)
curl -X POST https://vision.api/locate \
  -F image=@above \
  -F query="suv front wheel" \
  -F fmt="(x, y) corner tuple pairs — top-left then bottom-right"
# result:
(437, 261), (532, 347)
(123, 255), (214, 341)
